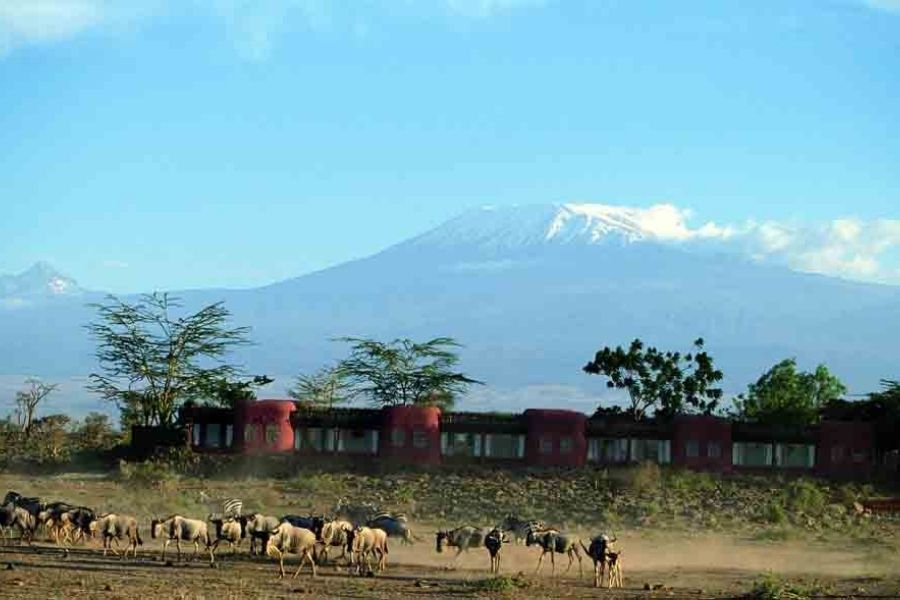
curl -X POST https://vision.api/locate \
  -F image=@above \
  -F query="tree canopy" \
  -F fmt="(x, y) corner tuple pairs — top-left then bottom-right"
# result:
(287, 364), (350, 410)
(336, 337), (481, 410)
(733, 358), (846, 426)
(13, 378), (58, 437)
(583, 338), (723, 420)
(86, 293), (251, 427)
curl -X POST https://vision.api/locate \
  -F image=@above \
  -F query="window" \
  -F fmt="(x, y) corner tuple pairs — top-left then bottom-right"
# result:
(775, 443), (815, 468)
(206, 424), (223, 448)
(707, 442), (722, 459)
(295, 427), (324, 452)
(485, 434), (524, 459)
(192, 425), (201, 447)
(244, 424), (259, 443)
(732, 442), (772, 467)
(412, 430), (429, 449)
(441, 433), (481, 457)
(851, 449), (868, 463)
(588, 438), (628, 463)
(390, 428), (406, 448)
(830, 446), (844, 464)
(685, 440), (700, 458)
(265, 424), (280, 446)
(342, 429), (378, 454)
(560, 437), (574, 455)
(631, 439), (671, 463)
(539, 436), (554, 455)
(225, 425), (234, 448)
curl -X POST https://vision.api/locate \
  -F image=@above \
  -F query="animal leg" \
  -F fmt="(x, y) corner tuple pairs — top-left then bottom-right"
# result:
(534, 551), (545, 574)
(161, 539), (170, 562)
(550, 550), (556, 576)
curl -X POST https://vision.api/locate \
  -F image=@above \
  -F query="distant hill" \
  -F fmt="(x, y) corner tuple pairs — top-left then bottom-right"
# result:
(2, 204), (898, 414)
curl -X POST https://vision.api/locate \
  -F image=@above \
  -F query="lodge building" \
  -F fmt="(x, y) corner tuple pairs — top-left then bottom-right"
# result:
(169, 399), (880, 479)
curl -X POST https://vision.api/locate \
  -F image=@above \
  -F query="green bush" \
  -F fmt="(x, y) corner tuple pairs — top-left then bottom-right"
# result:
(630, 461), (662, 494)
(783, 479), (827, 516)
(764, 501), (788, 525)
(748, 573), (823, 600)
(471, 575), (531, 593)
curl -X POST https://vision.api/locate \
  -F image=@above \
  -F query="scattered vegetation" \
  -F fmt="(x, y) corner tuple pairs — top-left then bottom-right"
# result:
(469, 574), (531, 593)
(747, 573), (827, 600)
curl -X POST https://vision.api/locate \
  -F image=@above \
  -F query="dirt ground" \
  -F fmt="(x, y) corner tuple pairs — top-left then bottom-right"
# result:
(1, 472), (898, 599)
(0, 534), (898, 600)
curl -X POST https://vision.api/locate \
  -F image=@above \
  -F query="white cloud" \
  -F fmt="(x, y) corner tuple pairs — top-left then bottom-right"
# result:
(861, 0), (900, 14)
(0, 0), (545, 59)
(0, 0), (104, 55)
(734, 217), (900, 285)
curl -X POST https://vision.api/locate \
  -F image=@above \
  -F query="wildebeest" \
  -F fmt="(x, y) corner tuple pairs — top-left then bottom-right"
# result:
(3, 493), (43, 521)
(265, 523), (318, 579)
(526, 529), (584, 577)
(580, 534), (616, 588)
(209, 515), (245, 560)
(281, 515), (325, 540)
(319, 520), (354, 564)
(484, 528), (504, 574)
(0, 503), (36, 544)
(435, 526), (487, 561)
(496, 514), (546, 545)
(245, 513), (281, 555)
(368, 514), (414, 544)
(348, 526), (388, 575)
(606, 550), (624, 589)
(43, 507), (96, 553)
(89, 514), (142, 559)
(151, 515), (212, 562)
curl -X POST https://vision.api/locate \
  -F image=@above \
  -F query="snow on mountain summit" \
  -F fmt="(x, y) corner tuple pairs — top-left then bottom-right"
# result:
(410, 203), (732, 251)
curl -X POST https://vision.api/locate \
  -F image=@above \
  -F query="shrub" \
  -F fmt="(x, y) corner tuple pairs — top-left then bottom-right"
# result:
(764, 501), (788, 525)
(471, 575), (531, 593)
(630, 462), (662, 494)
(748, 573), (823, 600)
(783, 480), (827, 516)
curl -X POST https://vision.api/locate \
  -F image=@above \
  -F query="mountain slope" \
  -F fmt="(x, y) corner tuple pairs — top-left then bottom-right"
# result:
(1, 204), (898, 413)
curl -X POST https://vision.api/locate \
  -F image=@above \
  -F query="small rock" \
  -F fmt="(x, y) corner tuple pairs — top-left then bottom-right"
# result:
(103, 584), (113, 592)
(415, 580), (430, 588)
(5, 563), (14, 571)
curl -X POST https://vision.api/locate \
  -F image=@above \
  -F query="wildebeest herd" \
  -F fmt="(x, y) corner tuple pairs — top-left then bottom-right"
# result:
(0, 491), (624, 588)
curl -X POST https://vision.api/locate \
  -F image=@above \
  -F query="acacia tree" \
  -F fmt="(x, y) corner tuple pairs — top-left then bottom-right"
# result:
(287, 365), (350, 410)
(583, 338), (723, 420)
(87, 293), (251, 428)
(336, 337), (481, 410)
(734, 358), (846, 426)
(14, 378), (59, 437)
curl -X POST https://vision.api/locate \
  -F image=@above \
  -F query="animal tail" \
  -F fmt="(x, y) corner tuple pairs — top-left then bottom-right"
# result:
(384, 539), (389, 555)
(136, 530), (144, 546)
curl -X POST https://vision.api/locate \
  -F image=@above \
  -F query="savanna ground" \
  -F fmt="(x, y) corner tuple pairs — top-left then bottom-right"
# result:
(0, 459), (898, 599)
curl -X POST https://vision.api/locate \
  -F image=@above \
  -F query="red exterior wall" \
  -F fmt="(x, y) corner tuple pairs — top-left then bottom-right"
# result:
(380, 406), (442, 465)
(816, 420), (875, 478)
(672, 415), (733, 472)
(524, 409), (587, 467)
(242, 399), (297, 453)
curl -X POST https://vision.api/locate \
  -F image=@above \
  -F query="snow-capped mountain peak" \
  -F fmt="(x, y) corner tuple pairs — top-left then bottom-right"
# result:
(0, 262), (82, 303)
(410, 203), (732, 251)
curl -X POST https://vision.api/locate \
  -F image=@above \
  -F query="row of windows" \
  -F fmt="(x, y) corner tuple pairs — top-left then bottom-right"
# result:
(440, 433), (526, 459)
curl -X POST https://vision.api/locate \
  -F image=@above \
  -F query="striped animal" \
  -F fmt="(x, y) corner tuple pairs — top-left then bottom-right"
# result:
(89, 514), (142, 559)
(151, 515), (212, 562)
(265, 523), (318, 579)
(199, 492), (243, 519)
(496, 515), (545, 545)
(526, 529), (584, 577)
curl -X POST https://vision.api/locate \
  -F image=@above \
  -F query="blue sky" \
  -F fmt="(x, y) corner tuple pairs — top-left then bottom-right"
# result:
(1, 0), (898, 293)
